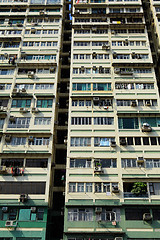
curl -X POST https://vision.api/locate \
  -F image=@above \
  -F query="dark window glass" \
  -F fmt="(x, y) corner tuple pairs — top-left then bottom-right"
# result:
(143, 137), (149, 145)
(1, 159), (23, 167)
(158, 137), (160, 145)
(153, 209), (160, 220)
(135, 137), (141, 145)
(0, 182), (45, 194)
(25, 159), (48, 168)
(127, 137), (133, 145)
(125, 208), (150, 220)
(150, 137), (157, 145)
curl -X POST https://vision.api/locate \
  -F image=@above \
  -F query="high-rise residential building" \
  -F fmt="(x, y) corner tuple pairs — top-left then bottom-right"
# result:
(1, 0), (160, 239)
(64, 0), (160, 240)
(0, 0), (68, 239)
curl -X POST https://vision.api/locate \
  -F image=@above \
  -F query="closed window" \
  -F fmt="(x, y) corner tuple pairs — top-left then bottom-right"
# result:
(70, 159), (91, 168)
(94, 117), (114, 125)
(118, 118), (139, 129)
(71, 117), (91, 125)
(36, 99), (53, 108)
(34, 117), (51, 125)
(68, 208), (93, 221)
(11, 99), (31, 108)
(71, 137), (91, 147)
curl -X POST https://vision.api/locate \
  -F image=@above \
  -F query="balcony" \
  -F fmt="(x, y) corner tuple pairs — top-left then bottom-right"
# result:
(123, 182), (148, 198)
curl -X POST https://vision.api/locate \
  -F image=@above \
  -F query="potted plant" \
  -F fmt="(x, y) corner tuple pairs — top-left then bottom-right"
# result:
(131, 182), (147, 196)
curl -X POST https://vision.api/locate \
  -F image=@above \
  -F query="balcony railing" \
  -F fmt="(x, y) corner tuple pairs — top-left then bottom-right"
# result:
(8, 124), (29, 129)
(124, 192), (148, 198)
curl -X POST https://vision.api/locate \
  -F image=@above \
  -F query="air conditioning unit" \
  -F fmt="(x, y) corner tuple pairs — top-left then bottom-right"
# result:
(92, 52), (97, 58)
(132, 52), (136, 57)
(19, 108), (28, 113)
(28, 71), (35, 78)
(112, 186), (119, 193)
(145, 100), (151, 106)
(81, 66), (85, 71)
(92, 27), (97, 32)
(31, 28), (36, 33)
(102, 44), (110, 50)
(21, 88), (26, 93)
(5, 135), (12, 142)
(5, 220), (17, 228)
(0, 85), (4, 90)
(95, 207), (102, 213)
(12, 88), (19, 94)
(2, 207), (8, 213)
(143, 213), (152, 221)
(115, 238), (123, 240)
(114, 68), (120, 74)
(64, 139), (67, 144)
(131, 100), (137, 107)
(113, 52), (117, 58)
(142, 123), (152, 132)
(94, 165), (102, 173)
(120, 138), (126, 145)
(31, 207), (36, 213)
(137, 157), (144, 164)
(0, 106), (4, 112)
(19, 194), (28, 203)
(21, 51), (26, 58)
(50, 67), (55, 73)
(124, 39), (128, 44)
(93, 97), (99, 102)
(110, 140), (116, 147)
(74, 10), (79, 14)
(32, 107), (39, 113)
(28, 136), (34, 141)
(16, 22), (23, 27)
(0, 166), (7, 173)
(93, 66), (97, 71)
(39, 10), (45, 15)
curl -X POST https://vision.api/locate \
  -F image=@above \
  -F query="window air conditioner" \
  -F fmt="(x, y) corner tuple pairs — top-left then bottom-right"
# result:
(93, 97), (99, 102)
(2, 207), (8, 213)
(94, 165), (102, 173)
(131, 100), (137, 107)
(19, 108), (28, 113)
(143, 213), (152, 221)
(19, 194), (28, 203)
(110, 140), (116, 147)
(102, 44), (110, 50)
(50, 67), (55, 73)
(113, 52), (117, 58)
(145, 100), (151, 106)
(21, 88), (26, 93)
(12, 88), (19, 94)
(0, 166), (7, 173)
(21, 51), (26, 58)
(39, 10), (45, 15)
(81, 66), (85, 71)
(112, 185), (119, 193)
(120, 138), (126, 145)
(31, 28), (36, 33)
(115, 238), (123, 240)
(92, 27), (97, 32)
(28, 71), (35, 78)
(93, 66), (97, 71)
(5, 220), (17, 228)
(114, 68), (120, 74)
(32, 107), (39, 113)
(92, 52), (97, 58)
(95, 207), (102, 213)
(0, 106), (4, 112)
(5, 135), (12, 142)
(142, 123), (152, 132)
(28, 136), (34, 141)
(137, 157), (144, 164)
(31, 207), (36, 213)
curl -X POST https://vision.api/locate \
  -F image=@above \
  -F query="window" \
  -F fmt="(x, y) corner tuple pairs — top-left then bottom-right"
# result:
(86, 183), (92, 192)
(118, 118), (139, 129)
(77, 183), (84, 192)
(70, 159), (91, 168)
(95, 183), (102, 192)
(149, 183), (160, 195)
(8, 117), (30, 128)
(29, 137), (50, 146)
(94, 137), (114, 147)
(141, 117), (160, 127)
(121, 159), (137, 168)
(34, 117), (51, 125)
(97, 209), (117, 221)
(36, 99), (53, 108)
(71, 117), (91, 125)
(11, 99), (31, 108)
(0, 182), (45, 194)
(94, 117), (114, 125)
(125, 208), (150, 220)
(146, 159), (160, 168)
(101, 159), (117, 168)
(71, 137), (91, 147)
(9, 137), (26, 145)
(115, 83), (134, 90)
(69, 183), (76, 192)
(68, 208), (93, 221)
(1, 158), (23, 167)
(72, 83), (91, 91)
(25, 159), (48, 168)
(93, 83), (111, 91)
(0, 69), (14, 75)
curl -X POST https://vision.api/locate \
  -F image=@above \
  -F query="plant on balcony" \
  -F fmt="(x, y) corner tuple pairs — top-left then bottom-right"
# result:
(131, 182), (147, 196)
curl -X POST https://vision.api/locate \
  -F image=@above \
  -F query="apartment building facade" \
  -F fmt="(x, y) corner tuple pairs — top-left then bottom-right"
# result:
(64, 0), (160, 240)
(0, 0), (64, 239)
